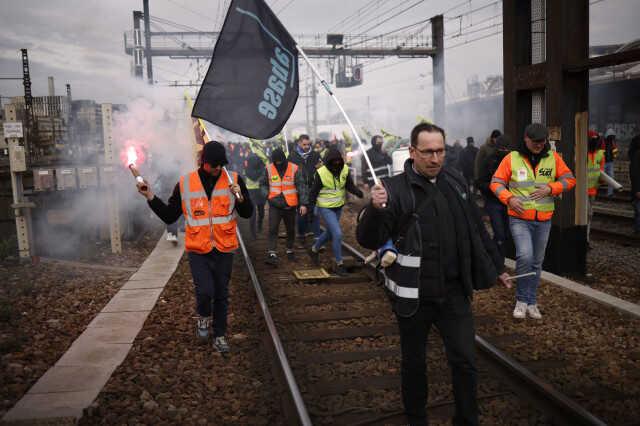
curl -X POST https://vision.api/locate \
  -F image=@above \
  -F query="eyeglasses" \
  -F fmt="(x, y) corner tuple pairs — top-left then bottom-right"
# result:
(414, 147), (445, 158)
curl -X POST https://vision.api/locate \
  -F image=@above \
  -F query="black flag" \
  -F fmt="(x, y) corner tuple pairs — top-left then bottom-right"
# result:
(192, 0), (299, 140)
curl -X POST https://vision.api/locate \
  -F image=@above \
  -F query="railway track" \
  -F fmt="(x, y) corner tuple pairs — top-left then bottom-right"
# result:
(591, 203), (640, 246)
(237, 218), (608, 425)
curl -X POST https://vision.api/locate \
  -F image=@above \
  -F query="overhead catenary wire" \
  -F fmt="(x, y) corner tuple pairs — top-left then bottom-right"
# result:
(161, 0), (215, 21)
(446, 21), (503, 40)
(446, 0), (501, 20)
(366, 58), (413, 73)
(353, 0), (431, 36)
(447, 29), (502, 50)
(277, 0), (296, 14)
(444, 12), (502, 37)
(149, 15), (212, 36)
(346, 17), (433, 48)
(327, 0), (382, 32)
(348, 0), (407, 34)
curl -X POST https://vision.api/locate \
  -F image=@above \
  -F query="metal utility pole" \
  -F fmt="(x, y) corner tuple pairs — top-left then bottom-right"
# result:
(143, 0), (153, 84)
(431, 15), (445, 126)
(132, 11), (144, 79)
(101, 103), (122, 254)
(21, 49), (34, 162)
(4, 104), (35, 261)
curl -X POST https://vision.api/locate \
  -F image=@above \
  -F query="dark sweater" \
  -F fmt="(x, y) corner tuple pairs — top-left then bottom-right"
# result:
(148, 167), (253, 224)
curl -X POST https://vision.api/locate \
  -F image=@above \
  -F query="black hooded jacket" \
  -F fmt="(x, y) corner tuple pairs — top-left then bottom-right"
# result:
(245, 154), (265, 182)
(288, 146), (321, 190)
(477, 135), (510, 201)
(310, 147), (363, 203)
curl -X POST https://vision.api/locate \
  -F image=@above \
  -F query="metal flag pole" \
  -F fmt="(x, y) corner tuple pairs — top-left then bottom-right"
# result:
(283, 124), (290, 157)
(296, 45), (381, 187)
(201, 121), (241, 200)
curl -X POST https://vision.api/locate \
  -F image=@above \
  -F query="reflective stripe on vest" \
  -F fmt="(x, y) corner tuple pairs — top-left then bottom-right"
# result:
(317, 165), (349, 208)
(587, 150), (604, 194)
(267, 162), (299, 206)
(179, 169), (238, 253)
(385, 276), (419, 299)
(245, 176), (260, 190)
(509, 151), (556, 213)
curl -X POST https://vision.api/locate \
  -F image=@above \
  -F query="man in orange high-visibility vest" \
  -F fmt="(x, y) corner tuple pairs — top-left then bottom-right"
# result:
(260, 148), (309, 265)
(490, 123), (575, 321)
(137, 141), (253, 353)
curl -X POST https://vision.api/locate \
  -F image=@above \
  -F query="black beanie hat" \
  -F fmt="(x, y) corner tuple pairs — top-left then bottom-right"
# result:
(271, 148), (286, 164)
(201, 141), (228, 166)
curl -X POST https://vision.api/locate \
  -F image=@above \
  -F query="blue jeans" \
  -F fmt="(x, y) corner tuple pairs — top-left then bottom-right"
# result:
(604, 162), (615, 196)
(633, 199), (640, 232)
(314, 206), (343, 263)
(485, 198), (510, 257)
(508, 217), (552, 305)
(297, 204), (320, 238)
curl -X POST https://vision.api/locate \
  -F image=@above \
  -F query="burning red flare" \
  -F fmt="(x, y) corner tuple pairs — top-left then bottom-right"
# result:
(127, 146), (138, 166)
(119, 141), (146, 168)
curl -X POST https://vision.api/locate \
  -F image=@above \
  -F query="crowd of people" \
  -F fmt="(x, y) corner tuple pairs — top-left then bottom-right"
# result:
(134, 120), (638, 426)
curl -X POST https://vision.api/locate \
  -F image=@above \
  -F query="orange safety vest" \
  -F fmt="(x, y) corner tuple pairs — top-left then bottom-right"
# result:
(179, 169), (238, 254)
(267, 162), (299, 207)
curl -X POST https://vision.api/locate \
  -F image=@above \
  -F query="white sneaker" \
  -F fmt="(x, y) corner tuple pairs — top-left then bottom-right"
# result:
(166, 233), (177, 242)
(513, 301), (527, 319)
(527, 304), (542, 319)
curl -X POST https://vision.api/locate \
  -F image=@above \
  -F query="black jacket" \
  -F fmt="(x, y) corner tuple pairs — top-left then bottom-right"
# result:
(630, 137), (640, 198)
(288, 148), (321, 190)
(356, 160), (504, 315)
(457, 145), (478, 180)
(365, 146), (393, 183)
(477, 148), (509, 201)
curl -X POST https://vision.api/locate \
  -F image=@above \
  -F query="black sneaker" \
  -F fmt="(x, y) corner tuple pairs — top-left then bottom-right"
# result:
(297, 236), (306, 249)
(213, 336), (230, 353)
(265, 252), (279, 266)
(308, 247), (320, 265)
(335, 264), (348, 276)
(286, 250), (295, 261)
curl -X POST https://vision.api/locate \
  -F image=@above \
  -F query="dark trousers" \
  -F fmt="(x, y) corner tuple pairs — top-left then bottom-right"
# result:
(484, 197), (510, 257)
(297, 204), (320, 238)
(187, 250), (234, 337)
(396, 286), (478, 426)
(248, 188), (265, 237)
(268, 205), (296, 252)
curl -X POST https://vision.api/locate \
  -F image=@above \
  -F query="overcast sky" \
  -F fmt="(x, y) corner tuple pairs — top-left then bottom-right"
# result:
(1, 0), (638, 137)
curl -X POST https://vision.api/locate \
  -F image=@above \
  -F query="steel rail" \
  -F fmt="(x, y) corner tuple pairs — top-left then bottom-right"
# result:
(339, 234), (607, 426)
(236, 229), (312, 426)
